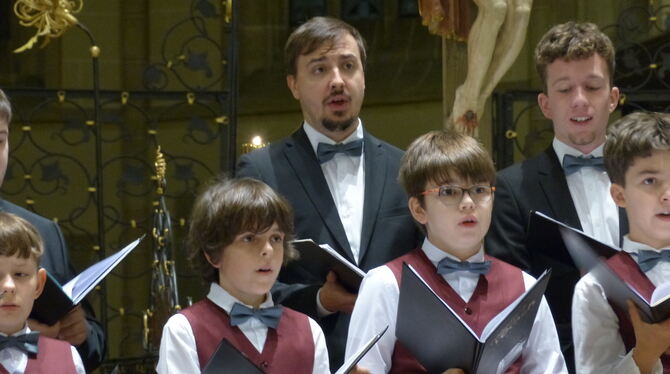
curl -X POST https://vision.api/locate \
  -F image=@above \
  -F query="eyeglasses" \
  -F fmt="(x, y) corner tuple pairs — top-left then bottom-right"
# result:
(421, 185), (495, 205)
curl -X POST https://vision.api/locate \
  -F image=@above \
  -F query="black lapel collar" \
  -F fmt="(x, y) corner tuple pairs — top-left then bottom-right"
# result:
(358, 131), (386, 263)
(283, 128), (355, 260)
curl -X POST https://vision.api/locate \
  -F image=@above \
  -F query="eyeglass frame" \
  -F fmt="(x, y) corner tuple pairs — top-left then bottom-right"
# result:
(420, 184), (496, 205)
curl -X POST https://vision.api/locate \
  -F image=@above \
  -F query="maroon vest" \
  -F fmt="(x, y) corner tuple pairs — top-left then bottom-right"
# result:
(181, 298), (315, 373)
(385, 249), (525, 374)
(0, 336), (77, 374)
(606, 252), (670, 372)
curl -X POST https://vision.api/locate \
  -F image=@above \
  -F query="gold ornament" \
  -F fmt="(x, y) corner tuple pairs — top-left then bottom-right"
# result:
(13, 0), (83, 53)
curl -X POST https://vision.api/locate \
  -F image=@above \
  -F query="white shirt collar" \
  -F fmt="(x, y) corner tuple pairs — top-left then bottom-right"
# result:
(622, 235), (670, 256)
(420, 237), (485, 267)
(303, 119), (364, 154)
(205, 283), (275, 313)
(552, 137), (605, 162)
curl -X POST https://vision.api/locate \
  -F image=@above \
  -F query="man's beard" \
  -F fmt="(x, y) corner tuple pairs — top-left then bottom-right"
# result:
(322, 116), (356, 133)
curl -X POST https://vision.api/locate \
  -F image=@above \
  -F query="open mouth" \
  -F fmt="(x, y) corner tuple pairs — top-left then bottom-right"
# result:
(326, 94), (350, 108)
(657, 211), (670, 219)
(460, 217), (478, 226)
(257, 267), (273, 273)
(571, 116), (592, 124)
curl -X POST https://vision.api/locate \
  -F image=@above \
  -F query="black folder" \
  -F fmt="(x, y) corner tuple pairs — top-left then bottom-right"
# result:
(336, 325), (388, 374)
(560, 226), (670, 323)
(31, 236), (144, 325)
(396, 263), (550, 374)
(290, 239), (365, 292)
(201, 338), (264, 374)
(527, 211), (618, 270)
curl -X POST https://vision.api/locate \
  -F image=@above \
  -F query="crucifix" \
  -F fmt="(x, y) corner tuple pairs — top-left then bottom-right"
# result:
(420, 0), (533, 135)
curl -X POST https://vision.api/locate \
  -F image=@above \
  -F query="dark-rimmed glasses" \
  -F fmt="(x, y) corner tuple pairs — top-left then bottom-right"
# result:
(420, 185), (495, 205)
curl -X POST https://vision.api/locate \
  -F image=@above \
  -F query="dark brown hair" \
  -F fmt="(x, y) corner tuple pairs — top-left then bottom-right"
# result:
(605, 111), (670, 186)
(399, 130), (496, 202)
(535, 22), (615, 92)
(187, 176), (297, 284)
(0, 212), (43, 265)
(0, 89), (12, 124)
(285, 16), (367, 76)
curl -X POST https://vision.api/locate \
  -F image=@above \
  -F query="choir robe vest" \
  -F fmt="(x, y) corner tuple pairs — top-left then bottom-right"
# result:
(605, 252), (670, 372)
(181, 298), (315, 373)
(385, 248), (525, 374)
(0, 336), (77, 374)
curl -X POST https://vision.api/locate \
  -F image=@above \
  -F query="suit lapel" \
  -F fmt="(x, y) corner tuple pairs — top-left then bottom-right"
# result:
(283, 128), (355, 260)
(358, 132), (386, 263)
(537, 147), (582, 229)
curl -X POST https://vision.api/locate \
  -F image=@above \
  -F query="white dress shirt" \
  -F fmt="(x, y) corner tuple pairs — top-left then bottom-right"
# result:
(0, 325), (85, 374)
(553, 138), (620, 248)
(156, 283), (329, 374)
(345, 238), (567, 374)
(303, 120), (365, 264)
(573, 236), (670, 374)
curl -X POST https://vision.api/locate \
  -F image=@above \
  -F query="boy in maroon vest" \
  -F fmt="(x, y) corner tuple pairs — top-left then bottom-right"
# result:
(157, 177), (336, 373)
(0, 212), (83, 374)
(572, 111), (670, 374)
(345, 130), (567, 373)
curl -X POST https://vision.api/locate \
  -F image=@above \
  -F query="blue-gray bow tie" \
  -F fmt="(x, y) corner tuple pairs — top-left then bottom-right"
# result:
(562, 154), (606, 175)
(637, 250), (670, 272)
(0, 332), (39, 356)
(437, 257), (492, 275)
(229, 303), (283, 329)
(316, 139), (363, 164)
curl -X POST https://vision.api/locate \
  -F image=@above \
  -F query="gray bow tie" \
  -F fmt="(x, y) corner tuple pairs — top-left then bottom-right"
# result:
(637, 250), (670, 272)
(316, 139), (363, 164)
(0, 332), (39, 356)
(437, 257), (492, 275)
(562, 154), (606, 175)
(229, 303), (283, 329)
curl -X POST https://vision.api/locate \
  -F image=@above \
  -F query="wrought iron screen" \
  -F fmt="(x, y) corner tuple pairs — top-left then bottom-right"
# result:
(1, 1), (238, 372)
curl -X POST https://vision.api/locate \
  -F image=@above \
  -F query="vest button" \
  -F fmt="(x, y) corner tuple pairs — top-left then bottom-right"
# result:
(261, 361), (269, 368)
(464, 306), (473, 315)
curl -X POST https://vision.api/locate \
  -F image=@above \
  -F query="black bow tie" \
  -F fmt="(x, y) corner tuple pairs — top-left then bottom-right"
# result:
(437, 257), (492, 275)
(562, 154), (606, 175)
(0, 332), (39, 356)
(229, 303), (283, 329)
(637, 250), (670, 272)
(316, 139), (363, 164)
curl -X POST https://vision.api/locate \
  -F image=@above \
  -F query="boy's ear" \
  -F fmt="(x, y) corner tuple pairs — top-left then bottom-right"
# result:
(203, 251), (220, 269)
(34, 268), (47, 299)
(408, 197), (428, 225)
(610, 183), (626, 208)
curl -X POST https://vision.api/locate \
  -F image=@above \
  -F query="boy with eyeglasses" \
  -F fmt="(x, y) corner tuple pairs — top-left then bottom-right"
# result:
(345, 130), (566, 373)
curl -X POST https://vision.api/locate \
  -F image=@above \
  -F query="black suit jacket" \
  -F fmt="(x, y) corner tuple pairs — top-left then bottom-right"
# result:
(485, 146), (628, 374)
(236, 127), (421, 366)
(0, 198), (106, 371)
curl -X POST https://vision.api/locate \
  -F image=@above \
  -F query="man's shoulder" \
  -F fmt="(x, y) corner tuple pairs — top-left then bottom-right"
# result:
(0, 199), (55, 228)
(497, 148), (555, 180)
(363, 132), (404, 163)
